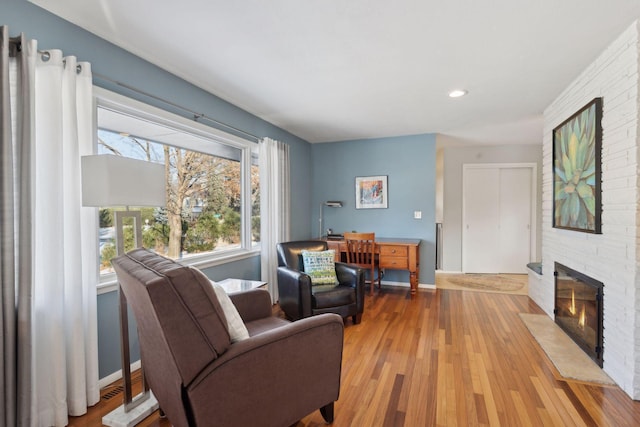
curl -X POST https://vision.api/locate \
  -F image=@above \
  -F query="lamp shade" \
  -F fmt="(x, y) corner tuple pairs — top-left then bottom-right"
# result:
(81, 155), (166, 207)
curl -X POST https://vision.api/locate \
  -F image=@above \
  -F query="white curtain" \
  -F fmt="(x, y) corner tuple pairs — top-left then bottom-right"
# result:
(1, 26), (100, 426)
(259, 137), (290, 304)
(1, 27), (35, 427)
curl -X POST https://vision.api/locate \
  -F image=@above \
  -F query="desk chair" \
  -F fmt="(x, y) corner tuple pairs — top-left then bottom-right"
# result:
(343, 232), (382, 295)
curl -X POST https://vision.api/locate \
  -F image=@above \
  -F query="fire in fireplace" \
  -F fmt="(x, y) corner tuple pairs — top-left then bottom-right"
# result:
(554, 262), (604, 367)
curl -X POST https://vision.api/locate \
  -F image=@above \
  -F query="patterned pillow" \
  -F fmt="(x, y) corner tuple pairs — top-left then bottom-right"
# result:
(301, 250), (338, 285)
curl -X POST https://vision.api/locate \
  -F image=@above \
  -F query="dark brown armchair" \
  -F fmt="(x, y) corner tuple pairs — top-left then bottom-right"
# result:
(112, 248), (344, 427)
(277, 240), (365, 324)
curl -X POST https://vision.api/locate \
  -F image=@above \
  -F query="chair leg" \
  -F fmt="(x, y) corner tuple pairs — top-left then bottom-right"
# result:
(352, 313), (362, 324)
(370, 266), (375, 295)
(320, 402), (335, 423)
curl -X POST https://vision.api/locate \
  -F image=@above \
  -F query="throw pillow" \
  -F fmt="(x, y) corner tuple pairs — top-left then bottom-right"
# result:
(210, 281), (250, 343)
(301, 250), (338, 285)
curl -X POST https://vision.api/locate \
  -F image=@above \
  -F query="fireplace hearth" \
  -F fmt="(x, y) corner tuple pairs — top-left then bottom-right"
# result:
(554, 262), (604, 367)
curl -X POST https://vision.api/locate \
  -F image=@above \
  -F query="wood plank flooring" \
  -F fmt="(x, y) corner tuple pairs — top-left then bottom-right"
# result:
(70, 287), (640, 426)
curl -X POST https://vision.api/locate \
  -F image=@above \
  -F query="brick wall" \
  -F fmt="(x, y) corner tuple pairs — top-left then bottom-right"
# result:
(535, 20), (640, 399)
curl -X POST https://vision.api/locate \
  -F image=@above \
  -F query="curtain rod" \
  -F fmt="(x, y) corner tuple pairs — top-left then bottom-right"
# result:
(92, 72), (261, 142)
(6, 39), (260, 142)
(9, 40), (85, 74)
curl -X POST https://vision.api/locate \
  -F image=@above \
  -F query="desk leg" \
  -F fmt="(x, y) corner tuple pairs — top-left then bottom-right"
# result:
(408, 245), (420, 297)
(410, 271), (418, 296)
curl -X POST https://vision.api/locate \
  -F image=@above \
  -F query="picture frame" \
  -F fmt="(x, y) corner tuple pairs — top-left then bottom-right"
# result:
(552, 97), (602, 234)
(355, 175), (388, 209)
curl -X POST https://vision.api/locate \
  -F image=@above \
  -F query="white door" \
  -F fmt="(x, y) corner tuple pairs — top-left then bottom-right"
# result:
(463, 164), (534, 274)
(498, 168), (532, 273)
(462, 168), (500, 273)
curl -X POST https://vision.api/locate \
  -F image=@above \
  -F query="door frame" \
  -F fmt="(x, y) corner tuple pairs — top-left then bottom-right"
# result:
(461, 162), (537, 273)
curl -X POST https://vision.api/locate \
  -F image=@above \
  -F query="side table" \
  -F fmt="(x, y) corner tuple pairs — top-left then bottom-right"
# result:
(217, 278), (267, 294)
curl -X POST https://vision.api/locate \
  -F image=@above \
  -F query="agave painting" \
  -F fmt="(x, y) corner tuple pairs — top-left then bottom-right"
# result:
(552, 98), (602, 233)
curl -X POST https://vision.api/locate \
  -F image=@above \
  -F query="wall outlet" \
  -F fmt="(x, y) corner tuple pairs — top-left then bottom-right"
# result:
(413, 211), (422, 219)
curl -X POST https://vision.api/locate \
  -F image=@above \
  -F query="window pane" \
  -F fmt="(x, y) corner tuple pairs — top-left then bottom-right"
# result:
(251, 160), (260, 246)
(97, 107), (249, 274)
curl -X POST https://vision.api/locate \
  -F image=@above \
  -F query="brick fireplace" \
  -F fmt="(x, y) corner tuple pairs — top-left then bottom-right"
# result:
(532, 20), (640, 399)
(554, 263), (604, 367)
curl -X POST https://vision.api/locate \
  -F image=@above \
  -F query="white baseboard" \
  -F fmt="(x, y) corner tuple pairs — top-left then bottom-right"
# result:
(381, 280), (435, 290)
(99, 360), (141, 389)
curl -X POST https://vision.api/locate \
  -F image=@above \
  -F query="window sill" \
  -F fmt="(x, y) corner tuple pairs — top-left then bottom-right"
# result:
(97, 248), (261, 295)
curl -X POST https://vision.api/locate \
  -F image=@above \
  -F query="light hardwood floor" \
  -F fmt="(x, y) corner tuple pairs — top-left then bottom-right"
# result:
(70, 287), (640, 426)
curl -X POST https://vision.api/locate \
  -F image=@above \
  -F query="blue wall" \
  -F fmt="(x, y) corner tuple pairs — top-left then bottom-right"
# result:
(312, 134), (437, 285)
(1, 0), (314, 240)
(2, 0), (313, 379)
(3, 0), (438, 380)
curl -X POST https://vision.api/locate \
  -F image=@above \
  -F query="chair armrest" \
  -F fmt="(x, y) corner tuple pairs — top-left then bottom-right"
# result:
(335, 262), (365, 314)
(277, 266), (313, 320)
(229, 289), (272, 323)
(335, 262), (361, 285)
(186, 313), (344, 426)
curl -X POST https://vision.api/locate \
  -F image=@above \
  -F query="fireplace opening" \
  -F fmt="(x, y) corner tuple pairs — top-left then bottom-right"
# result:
(554, 262), (604, 367)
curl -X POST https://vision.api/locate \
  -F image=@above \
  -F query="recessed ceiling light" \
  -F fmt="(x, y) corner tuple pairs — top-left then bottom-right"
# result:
(448, 89), (468, 98)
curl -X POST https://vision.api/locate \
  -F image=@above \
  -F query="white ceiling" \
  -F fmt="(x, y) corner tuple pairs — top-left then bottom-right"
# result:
(30, 0), (640, 145)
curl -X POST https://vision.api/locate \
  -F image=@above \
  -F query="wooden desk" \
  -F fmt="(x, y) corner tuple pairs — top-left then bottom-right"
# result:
(326, 237), (421, 296)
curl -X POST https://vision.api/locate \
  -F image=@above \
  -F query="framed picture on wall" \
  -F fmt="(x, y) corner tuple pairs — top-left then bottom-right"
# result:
(355, 175), (388, 209)
(552, 97), (602, 234)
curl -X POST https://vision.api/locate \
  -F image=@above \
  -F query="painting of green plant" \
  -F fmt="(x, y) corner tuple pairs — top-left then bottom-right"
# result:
(553, 99), (601, 232)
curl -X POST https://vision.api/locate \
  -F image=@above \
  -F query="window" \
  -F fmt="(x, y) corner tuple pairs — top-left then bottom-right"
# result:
(94, 89), (259, 283)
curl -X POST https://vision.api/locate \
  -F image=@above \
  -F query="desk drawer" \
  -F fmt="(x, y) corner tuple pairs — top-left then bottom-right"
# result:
(380, 256), (408, 269)
(379, 245), (408, 257)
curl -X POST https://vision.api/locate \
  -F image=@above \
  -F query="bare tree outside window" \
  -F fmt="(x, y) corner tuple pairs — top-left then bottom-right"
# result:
(97, 127), (257, 274)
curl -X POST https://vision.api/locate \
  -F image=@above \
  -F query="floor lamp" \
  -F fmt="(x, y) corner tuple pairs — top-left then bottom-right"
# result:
(319, 200), (343, 238)
(82, 155), (166, 427)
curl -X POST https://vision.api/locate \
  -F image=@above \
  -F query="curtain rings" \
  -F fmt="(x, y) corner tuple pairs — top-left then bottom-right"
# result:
(8, 37), (22, 56)
(59, 55), (83, 74)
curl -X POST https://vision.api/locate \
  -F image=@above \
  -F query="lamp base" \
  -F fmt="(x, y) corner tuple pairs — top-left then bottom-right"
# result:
(102, 392), (159, 427)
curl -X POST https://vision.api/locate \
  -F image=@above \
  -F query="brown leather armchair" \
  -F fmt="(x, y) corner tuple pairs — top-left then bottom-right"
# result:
(277, 240), (365, 324)
(112, 248), (344, 427)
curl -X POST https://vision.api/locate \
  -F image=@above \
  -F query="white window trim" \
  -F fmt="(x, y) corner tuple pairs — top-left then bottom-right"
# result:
(97, 248), (261, 294)
(93, 87), (260, 292)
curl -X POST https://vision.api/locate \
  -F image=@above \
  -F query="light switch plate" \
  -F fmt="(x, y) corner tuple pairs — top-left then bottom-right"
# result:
(413, 211), (422, 219)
